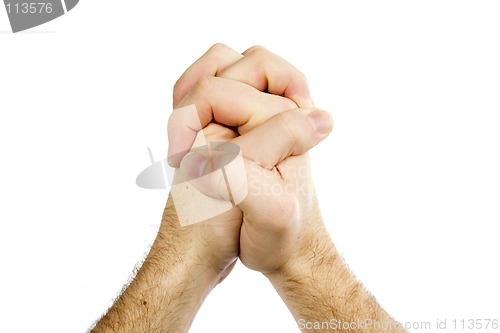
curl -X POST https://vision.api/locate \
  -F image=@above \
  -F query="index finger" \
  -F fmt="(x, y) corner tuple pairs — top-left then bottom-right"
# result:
(218, 46), (314, 108)
(173, 43), (243, 107)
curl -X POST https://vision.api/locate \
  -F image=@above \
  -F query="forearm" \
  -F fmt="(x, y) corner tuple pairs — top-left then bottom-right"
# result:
(92, 197), (220, 333)
(265, 222), (406, 333)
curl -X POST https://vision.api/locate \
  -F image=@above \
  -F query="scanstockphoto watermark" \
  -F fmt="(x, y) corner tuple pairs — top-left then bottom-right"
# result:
(136, 144), (314, 226)
(136, 104), (316, 225)
(247, 162), (313, 197)
(297, 318), (500, 331)
(298, 319), (408, 331)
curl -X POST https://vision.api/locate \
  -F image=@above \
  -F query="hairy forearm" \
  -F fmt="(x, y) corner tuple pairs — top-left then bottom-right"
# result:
(91, 197), (220, 333)
(266, 222), (406, 333)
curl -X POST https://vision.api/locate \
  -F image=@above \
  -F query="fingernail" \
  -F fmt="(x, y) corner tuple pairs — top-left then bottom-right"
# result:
(307, 110), (333, 135)
(180, 152), (208, 180)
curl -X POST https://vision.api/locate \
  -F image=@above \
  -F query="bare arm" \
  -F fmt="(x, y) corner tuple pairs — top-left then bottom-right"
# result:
(173, 44), (407, 333)
(91, 197), (222, 333)
(92, 44), (406, 333)
(265, 215), (406, 333)
(91, 43), (317, 332)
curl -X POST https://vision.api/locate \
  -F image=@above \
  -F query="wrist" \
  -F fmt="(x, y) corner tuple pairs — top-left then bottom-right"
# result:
(152, 203), (223, 290)
(92, 199), (222, 333)
(264, 226), (339, 283)
(264, 206), (337, 278)
(146, 238), (221, 291)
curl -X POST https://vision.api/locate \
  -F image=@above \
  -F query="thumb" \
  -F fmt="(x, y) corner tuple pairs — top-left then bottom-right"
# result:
(233, 108), (333, 169)
(179, 142), (248, 205)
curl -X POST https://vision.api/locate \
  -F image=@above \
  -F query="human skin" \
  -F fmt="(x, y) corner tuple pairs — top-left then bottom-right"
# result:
(91, 44), (406, 333)
(176, 45), (407, 333)
(91, 44), (329, 333)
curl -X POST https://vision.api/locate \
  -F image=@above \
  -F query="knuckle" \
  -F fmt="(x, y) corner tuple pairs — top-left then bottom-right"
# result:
(296, 70), (308, 84)
(173, 78), (184, 99)
(275, 111), (301, 145)
(244, 45), (269, 58)
(208, 43), (232, 55)
(192, 75), (215, 96)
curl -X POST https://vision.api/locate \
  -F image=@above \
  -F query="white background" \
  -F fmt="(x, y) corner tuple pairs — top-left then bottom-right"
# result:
(1, 1), (499, 332)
